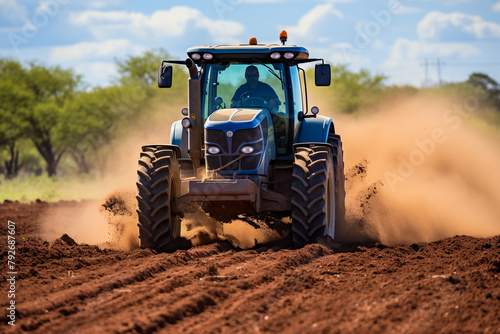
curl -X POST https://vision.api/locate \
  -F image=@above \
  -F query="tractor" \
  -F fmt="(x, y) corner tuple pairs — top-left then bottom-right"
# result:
(136, 31), (345, 251)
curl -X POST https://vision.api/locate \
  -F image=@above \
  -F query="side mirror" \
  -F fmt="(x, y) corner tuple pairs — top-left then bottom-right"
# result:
(158, 64), (172, 88)
(315, 64), (331, 86)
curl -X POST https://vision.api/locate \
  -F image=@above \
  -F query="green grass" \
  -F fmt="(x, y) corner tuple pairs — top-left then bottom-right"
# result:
(0, 174), (108, 203)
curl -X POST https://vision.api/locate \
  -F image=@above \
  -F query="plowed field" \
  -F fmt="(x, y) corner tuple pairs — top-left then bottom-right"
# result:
(1, 200), (499, 333)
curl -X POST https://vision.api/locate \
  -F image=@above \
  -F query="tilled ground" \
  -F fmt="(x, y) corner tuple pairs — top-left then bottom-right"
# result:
(0, 200), (499, 333)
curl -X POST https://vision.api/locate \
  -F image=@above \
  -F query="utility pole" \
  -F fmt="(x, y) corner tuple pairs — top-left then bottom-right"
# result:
(420, 58), (446, 87)
(436, 58), (445, 86)
(421, 59), (429, 87)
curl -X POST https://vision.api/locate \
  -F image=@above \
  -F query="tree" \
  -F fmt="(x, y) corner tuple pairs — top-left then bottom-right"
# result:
(19, 62), (81, 176)
(63, 85), (127, 175)
(0, 59), (31, 178)
(467, 73), (500, 109)
(116, 50), (165, 86)
(115, 49), (188, 101)
(330, 65), (386, 114)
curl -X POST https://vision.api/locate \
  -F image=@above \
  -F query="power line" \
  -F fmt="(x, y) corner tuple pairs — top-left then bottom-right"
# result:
(385, 61), (500, 70)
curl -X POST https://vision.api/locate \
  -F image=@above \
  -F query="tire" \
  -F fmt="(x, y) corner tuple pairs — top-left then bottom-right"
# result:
(136, 146), (181, 252)
(328, 133), (346, 238)
(291, 145), (336, 248)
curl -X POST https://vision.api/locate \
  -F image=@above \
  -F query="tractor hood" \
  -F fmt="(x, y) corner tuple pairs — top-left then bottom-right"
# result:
(206, 108), (267, 125)
(204, 108), (275, 174)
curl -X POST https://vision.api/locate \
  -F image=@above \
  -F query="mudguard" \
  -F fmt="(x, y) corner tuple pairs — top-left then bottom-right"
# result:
(170, 120), (189, 158)
(294, 115), (333, 144)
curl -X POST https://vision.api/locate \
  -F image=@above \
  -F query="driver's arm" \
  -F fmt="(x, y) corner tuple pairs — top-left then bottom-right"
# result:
(231, 86), (244, 108)
(265, 84), (280, 110)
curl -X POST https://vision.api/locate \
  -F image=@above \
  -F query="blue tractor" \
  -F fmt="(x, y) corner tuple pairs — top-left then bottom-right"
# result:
(136, 31), (345, 251)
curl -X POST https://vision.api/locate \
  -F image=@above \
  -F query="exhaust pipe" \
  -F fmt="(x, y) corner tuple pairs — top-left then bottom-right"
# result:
(185, 58), (202, 175)
(186, 58), (199, 79)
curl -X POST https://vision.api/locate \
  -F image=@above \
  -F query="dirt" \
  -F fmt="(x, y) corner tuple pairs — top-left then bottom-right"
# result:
(1, 200), (499, 333)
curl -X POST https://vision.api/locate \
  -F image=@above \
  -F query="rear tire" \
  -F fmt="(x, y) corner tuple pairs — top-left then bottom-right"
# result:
(136, 146), (181, 252)
(291, 145), (335, 248)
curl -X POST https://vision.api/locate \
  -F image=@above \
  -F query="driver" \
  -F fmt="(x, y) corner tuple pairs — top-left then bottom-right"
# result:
(230, 65), (280, 109)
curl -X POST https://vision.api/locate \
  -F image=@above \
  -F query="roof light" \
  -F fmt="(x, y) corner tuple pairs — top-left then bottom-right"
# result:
(181, 107), (188, 116)
(191, 53), (201, 60)
(182, 117), (192, 128)
(249, 37), (257, 45)
(279, 30), (288, 45)
(284, 52), (294, 59)
(203, 53), (213, 60)
(270, 52), (281, 60)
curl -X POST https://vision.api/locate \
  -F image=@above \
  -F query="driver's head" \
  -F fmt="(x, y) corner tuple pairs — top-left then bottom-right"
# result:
(245, 65), (259, 83)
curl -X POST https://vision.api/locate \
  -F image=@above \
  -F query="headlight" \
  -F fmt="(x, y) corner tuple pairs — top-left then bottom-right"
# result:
(207, 146), (221, 154)
(284, 52), (295, 59)
(241, 146), (254, 154)
(191, 53), (201, 60)
(181, 117), (191, 128)
(203, 53), (213, 60)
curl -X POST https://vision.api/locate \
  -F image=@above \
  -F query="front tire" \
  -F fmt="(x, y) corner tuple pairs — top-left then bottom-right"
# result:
(291, 145), (335, 248)
(329, 133), (346, 238)
(136, 146), (181, 252)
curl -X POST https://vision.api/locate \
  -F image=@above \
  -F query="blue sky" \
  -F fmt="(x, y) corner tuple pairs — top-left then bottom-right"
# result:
(1, 0), (499, 87)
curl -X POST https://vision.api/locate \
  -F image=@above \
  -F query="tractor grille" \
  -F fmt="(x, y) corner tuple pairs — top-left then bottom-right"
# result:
(205, 121), (266, 172)
(232, 127), (260, 152)
(205, 129), (228, 152)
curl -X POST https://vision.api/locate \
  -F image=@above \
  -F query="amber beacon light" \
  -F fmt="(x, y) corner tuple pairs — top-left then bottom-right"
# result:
(249, 37), (257, 45)
(279, 30), (287, 45)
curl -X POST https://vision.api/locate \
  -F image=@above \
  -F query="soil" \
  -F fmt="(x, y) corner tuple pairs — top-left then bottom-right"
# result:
(1, 200), (500, 334)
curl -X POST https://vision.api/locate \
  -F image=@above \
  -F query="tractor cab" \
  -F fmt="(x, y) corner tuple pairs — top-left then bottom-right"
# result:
(159, 32), (332, 167)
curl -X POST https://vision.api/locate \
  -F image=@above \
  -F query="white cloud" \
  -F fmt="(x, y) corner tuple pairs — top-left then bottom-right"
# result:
(322, 0), (358, 2)
(0, 0), (27, 21)
(302, 43), (370, 69)
(493, 1), (500, 12)
(382, 37), (481, 86)
(330, 50), (371, 67)
(237, 0), (357, 2)
(70, 6), (245, 44)
(237, 0), (288, 2)
(418, 11), (500, 42)
(285, 4), (343, 43)
(49, 39), (146, 63)
(87, 0), (123, 9)
(388, 1), (423, 15)
(384, 38), (480, 66)
(74, 62), (117, 87)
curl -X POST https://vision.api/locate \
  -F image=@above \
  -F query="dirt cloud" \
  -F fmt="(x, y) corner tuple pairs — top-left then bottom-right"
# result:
(329, 94), (500, 244)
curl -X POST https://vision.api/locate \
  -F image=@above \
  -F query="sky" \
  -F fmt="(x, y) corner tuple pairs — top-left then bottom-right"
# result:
(1, 0), (499, 88)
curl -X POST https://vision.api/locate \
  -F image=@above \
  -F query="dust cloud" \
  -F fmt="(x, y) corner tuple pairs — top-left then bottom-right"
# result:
(41, 190), (139, 250)
(41, 94), (500, 249)
(182, 213), (286, 249)
(40, 200), (109, 245)
(40, 102), (182, 250)
(328, 94), (500, 244)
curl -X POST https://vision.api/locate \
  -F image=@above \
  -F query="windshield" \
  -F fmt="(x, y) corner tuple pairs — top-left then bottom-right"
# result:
(202, 63), (287, 119)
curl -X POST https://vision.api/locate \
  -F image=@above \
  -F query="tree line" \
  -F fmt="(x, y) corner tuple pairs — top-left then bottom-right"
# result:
(0, 50), (187, 179)
(1, 50), (498, 179)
